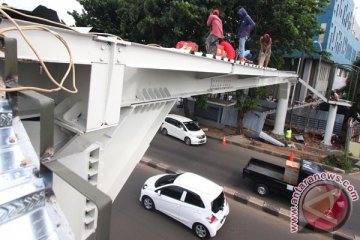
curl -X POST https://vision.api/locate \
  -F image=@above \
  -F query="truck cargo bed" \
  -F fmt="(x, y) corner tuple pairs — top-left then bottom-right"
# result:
(244, 158), (285, 180)
(245, 163), (284, 181)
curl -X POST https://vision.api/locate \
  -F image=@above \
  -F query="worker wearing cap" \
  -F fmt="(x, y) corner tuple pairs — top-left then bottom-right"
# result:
(206, 9), (224, 56)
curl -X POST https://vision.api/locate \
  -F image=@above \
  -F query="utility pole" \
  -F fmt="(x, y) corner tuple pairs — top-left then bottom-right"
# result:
(313, 41), (322, 91)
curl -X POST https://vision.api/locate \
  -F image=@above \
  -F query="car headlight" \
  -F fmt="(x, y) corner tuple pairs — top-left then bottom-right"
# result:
(196, 135), (205, 139)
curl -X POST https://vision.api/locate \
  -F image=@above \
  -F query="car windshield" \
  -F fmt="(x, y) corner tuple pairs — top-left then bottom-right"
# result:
(212, 192), (225, 213)
(155, 174), (182, 188)
(183, 121), (200, 131)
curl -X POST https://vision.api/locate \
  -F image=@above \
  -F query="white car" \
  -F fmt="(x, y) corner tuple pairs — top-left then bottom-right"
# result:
(160, 114), (207, 145)
(140, 172), (229, 239)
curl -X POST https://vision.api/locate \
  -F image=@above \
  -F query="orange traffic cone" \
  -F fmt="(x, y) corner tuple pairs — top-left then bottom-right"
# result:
(289, 151), (294, 162)
(221, 136), (227, 144)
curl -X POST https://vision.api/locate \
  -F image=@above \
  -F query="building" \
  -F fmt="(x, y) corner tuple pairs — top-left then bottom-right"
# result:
(296, 0), (360, 102)
(353, 21), (360, 42)
(317, 0), (359, 64)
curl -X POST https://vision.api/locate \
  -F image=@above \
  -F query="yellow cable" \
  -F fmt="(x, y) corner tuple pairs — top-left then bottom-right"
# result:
(0, 5), (126, 93)
(0, 6), (123, 40)
(0, 7), (77, 93)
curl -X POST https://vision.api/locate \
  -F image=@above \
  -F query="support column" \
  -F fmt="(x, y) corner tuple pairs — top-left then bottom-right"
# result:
(322, 104), (338, 146)
(272, 83), (291, 135)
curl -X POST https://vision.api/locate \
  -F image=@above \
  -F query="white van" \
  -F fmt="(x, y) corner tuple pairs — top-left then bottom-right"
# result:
(160, 114), (206, 145)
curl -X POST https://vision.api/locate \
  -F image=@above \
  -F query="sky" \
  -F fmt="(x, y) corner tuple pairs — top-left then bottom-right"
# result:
(355, 1), (360, 25)
(1, 0), (360, 26)
(1, 0), (83, 25)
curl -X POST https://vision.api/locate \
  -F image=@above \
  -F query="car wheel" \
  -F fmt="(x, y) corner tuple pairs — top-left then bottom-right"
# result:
(142, 196), (155, 211)
(193, 223), (209, 239)
(161, 128), (168, 135)
(255, 183), (269, 196)
(184, 137), (191, 145)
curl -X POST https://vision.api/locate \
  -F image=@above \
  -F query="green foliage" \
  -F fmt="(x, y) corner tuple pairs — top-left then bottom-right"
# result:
(321, 154), (353, 171)
(194, 95), (208, 110)
(70, 0), (329, 65)
(234, 87), (268, 133)
(231, 0), (329, 58)
(71, 0), (212, 47)
(70, 0), (330, 132)
(336, 59), (360, 139)
(235, 87), (267, 114)
(338, 59), (360, 112)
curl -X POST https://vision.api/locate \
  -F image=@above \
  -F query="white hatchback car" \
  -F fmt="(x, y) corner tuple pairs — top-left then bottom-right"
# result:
(160, 114), (207, 145)
(140, 172), (229, 239)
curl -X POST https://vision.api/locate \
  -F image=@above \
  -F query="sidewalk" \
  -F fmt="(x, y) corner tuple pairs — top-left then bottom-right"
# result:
(170, 106), (358, 174)
(202, 126), (350, 174)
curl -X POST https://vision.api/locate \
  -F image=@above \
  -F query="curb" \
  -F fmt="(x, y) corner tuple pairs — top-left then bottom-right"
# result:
(206, 134), (348, 174)
(140, 157), (357, 240)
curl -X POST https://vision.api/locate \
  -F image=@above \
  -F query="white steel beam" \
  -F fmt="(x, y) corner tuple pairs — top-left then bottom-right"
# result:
(0, 18), (299, 239)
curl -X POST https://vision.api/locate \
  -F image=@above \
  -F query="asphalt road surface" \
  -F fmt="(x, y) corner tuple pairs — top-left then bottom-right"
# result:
(146, 133), (293, 207)
(145, 132), (360, 237)
(110, 164), (327, 240)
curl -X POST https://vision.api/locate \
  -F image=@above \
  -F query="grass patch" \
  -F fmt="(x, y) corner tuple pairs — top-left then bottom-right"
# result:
(321, 154), (353, 171)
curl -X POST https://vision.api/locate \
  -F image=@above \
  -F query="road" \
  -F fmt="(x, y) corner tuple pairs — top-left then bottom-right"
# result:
(110, 164), (327, 240)
(146, 133), (292, 207)
(145, 132), (360, 237)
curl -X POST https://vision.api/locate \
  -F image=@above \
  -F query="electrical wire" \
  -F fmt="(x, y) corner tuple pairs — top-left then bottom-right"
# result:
(0, 5), (128, 93)
(1, 6), (123, 39)
(0, 6), (77, 93)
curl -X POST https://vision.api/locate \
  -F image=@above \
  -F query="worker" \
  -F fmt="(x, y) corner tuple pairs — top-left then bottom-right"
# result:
(305, 93), (315, 102)
(237, 7), (255, 62)
(206, 9), (224, 56)
(219, 40), (236, 60)
(330, 90), (339, 101)
(258, 33), (272, 67)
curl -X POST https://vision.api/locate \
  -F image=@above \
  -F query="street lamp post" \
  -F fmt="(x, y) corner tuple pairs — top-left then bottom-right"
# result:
(350, 68), (359, 102)
(304, 41), (322, 131)
(313, 40), (322, 90)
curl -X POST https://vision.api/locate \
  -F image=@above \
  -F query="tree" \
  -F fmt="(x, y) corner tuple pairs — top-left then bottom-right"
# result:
(338, 58), (360, 138)
(235, 87), (268, 134)
(70, 0), (215, 47)
(182, 95), (208, 118)
(70, 0), (329, 132)
(227, 0), (329, 68)
(70, 0), (328, 62)
(347, 59), (360, 108)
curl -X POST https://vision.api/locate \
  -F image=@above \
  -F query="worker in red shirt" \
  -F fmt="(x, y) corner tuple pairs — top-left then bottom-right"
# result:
(206, 9), (224, 56)
(219, 40), (236, 60)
